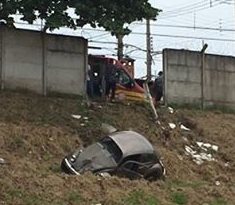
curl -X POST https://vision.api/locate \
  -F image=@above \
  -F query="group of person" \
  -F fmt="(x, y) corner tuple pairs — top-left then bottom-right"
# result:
(87, 63), (163, 105)
(87, 64), (119, 101)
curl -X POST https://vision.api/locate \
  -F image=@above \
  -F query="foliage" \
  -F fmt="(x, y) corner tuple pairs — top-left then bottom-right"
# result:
(0, 0), (160, 36)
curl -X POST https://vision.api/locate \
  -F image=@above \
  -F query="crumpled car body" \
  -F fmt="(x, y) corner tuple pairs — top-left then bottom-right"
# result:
(61, 131), (165, 180)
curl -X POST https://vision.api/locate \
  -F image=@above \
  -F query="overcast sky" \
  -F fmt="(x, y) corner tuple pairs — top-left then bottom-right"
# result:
(14, 0), (235, 78)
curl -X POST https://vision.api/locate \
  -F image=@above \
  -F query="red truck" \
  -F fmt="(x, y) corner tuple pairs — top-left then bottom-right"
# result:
(88, 55), (147, 101)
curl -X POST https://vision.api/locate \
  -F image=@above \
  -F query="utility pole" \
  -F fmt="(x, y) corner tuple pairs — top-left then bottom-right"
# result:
(146, 19), (152, 81)
(200, 42), (208, 110)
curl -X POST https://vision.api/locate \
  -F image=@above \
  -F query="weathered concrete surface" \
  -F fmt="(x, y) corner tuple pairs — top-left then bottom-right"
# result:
(163, 49), (235, 110)
(0, 27), (87, 95)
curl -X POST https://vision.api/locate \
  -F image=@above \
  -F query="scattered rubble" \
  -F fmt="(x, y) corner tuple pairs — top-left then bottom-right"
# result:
(180, 124), (191, 131)
(0, 158), (6, 165)
(168, 123), (176, 129)
(71, 114), (82, 120)
(168, 107), (174, 114)
(215, 181), (221, 186)
(185, 141), (219, 165)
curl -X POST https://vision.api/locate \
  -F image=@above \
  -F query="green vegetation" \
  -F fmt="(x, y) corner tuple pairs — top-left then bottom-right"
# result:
(121, 190), (160, 205)
(171, 192), (188, 205)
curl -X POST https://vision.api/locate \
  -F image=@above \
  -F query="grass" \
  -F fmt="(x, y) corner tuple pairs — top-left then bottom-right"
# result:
(121, 190), (160, 205)
(67, 191), (84, 204)
(210, 198), (228, 205)
(171, 192), (188, 205)
(167, 180), (206, 189)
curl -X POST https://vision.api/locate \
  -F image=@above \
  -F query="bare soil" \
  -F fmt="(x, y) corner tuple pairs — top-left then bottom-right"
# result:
(0, 91), (234, 205)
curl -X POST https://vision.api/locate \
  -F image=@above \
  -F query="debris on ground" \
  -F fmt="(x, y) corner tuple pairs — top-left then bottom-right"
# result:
(71, 114), (82, 120)
(185, 141), (219, 165)
(215, 181), (221, 186)
(168, 107), (174, 114)
(83, 117), (89, 120)
(180, 124), (191, 131)
(0, 158), (6, 165)
(168, 123), (176, 129)
(196, 142), (219, 152)
(101, 123), (117, 134)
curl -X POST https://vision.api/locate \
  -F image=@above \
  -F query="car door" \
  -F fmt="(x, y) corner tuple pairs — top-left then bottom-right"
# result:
(117, 154), (150, 179)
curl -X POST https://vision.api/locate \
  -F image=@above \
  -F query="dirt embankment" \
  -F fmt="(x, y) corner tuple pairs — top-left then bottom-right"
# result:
(0, 91), (234, 205)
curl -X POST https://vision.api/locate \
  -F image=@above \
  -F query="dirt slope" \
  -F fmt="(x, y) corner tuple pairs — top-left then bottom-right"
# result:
(0, 91), (234, 205)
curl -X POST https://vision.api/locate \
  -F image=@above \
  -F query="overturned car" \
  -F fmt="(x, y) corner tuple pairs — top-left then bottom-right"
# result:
(61, 131), (165, 180)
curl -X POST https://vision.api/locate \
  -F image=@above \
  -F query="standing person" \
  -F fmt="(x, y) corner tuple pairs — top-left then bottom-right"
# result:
(153, 71), (163, 105)
(87, 64), (94, 98)
(105, 64), (118, 101)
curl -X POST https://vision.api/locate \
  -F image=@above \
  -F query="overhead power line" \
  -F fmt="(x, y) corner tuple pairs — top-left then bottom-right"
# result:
(159, 0), (230, 19)
(132, 23), (235, 32)
(131, 32), (235, 42)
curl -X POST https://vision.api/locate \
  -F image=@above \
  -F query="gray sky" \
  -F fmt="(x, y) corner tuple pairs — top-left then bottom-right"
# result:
(14, 0), (235, 78)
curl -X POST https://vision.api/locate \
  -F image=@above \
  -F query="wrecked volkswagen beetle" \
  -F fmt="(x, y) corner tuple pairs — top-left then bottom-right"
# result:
(61, 131), (165, 180)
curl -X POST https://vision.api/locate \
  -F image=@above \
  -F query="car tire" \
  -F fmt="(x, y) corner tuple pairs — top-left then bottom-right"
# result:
(144, 163), (164, 181)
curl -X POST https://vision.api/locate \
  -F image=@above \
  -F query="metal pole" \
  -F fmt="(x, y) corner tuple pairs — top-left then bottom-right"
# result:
(200, 43), (208, 110)
(146, 19), (152, 81)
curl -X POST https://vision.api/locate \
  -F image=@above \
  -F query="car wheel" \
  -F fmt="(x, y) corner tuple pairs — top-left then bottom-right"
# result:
(144, 163), (164, 181)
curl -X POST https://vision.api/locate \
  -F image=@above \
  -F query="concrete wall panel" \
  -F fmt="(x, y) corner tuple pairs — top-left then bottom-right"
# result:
(0, 27), (87, 95)
(164, 49), (235, 110)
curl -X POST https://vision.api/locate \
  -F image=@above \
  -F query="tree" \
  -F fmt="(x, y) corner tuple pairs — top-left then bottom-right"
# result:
(0, 0), (160, 58)
(73, 0), (161, 59)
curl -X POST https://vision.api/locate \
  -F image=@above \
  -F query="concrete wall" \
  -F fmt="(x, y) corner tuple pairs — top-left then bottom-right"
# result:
(163, 49), (235, 110)
(0, 27), (87, 95)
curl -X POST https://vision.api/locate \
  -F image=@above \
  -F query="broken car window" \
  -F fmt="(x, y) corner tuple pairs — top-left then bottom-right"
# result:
(100, 137), (123, 163)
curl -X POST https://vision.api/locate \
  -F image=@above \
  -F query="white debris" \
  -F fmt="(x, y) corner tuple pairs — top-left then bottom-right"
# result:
(168, 107), (174, 114)
(71, 114), (82, 120)
(212, 145), (219, 152)
(196, 142), (204, 147)
(203, 143), (212, 148)
(99, 172), (111, 178)
(80, 123), (85, 127)
(196, 142), (218, 152)
(185, 144), (216, 165)
(193, 158), (204, 165)
(215, 181), (221, 186)
(180, 124), (190, 131)
(83, 117), (89, 120)
(225, 162), (229, 167)
(0, 158), (6, 165)
(185, 145), (196, 155)
(169, 123), (176, 129)
(161, 126), (166, 130)
(182, 137), (188, 142)
(156, 120), (161, 125)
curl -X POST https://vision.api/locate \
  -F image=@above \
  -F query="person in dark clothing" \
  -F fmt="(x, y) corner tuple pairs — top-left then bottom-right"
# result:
(87, 65), (94, 98)
(105, 64), (118, 101)
(153, 71), (163, 105)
